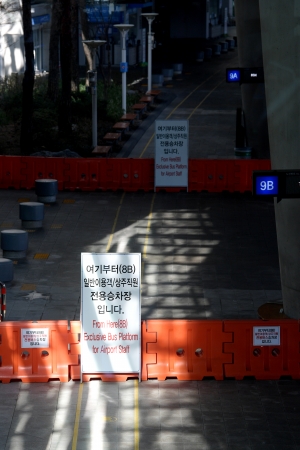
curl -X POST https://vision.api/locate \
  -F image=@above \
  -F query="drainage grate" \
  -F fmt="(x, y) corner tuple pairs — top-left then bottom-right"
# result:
(51, 224), (63, 229)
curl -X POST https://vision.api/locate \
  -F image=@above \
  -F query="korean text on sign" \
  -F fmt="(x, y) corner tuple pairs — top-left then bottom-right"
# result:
(81, 253), (141, 374)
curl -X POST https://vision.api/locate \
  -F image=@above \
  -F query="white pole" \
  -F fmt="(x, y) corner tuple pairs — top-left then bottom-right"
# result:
(121, 31), (127, 114)
(141, 14), (158, 94)
(92, 49), (97, 148)
(147, 22), (152, 93)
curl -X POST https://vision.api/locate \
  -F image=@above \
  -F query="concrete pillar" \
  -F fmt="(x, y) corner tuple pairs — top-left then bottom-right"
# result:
(259, 1), (300, 318)
(235, 0), (270, 158)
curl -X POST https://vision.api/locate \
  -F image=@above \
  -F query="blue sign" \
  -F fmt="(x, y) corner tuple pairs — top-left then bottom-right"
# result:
(255, 175), (279, 196)
(120, 62), (128, 73)
(226, 68), (241, 83)
(32, 14), (50, 25)
(86, 6), (124, 24)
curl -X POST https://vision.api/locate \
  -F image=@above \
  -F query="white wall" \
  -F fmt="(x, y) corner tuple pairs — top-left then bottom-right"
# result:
(0, 1), (51, 77)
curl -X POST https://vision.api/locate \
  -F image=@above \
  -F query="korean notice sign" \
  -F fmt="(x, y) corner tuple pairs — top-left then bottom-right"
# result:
(253, 326), (280, 346)
(155, 119), (189, 189)
(81, 253), (141, 376)
(21, 328), (49, 348)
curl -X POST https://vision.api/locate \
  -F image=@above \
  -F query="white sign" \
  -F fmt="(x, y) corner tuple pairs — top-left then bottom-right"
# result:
(253, 326), (280, 346)
(21, 328), (49, 348)
(155, 119), (189, 189)
(81, 253), (141, 375)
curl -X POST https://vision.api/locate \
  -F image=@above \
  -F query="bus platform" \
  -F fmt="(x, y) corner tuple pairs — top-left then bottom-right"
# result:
(1, 40), (299, 450)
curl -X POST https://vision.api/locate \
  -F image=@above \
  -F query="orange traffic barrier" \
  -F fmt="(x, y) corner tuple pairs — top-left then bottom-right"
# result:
(0, 321), (78, 383)
(142, 320), (232, 381)
(0, 156), (26, 189)
(234, 159), (271, 192)
(21, 157), (65, 190)
(0, 156), (272, 193)
(223, 320), (300, 380)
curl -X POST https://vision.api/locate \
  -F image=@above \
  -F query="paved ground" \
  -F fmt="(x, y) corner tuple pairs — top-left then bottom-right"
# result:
(1, 28), (299, 450)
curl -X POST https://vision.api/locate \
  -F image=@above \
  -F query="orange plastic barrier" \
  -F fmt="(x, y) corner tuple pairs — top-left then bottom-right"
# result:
(21, 157), (65, 190)
(0, 156), (271, 193)
(233, 159), (271, 193)
(0, 321), (78, 383)
(188, 159), (271, 193)
(68, 321), (138, 381)
(142, 320), (232, 381)
(0, 156), (26, 189)
(223, 320), (300, 380)
(1, 318), (299, 382)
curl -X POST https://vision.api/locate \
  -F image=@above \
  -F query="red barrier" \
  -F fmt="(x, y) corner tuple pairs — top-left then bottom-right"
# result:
(0, 318), (299, 382)
(20, 157), (66, 190)
(0, 156), (26, 189)
(223, 320), (300, 380)
(142, 320), (232, 381)
(0, 321), (78, 383)
(234, 160), (271, 193)
(63, 159), (93, 191)
(0, 155), (271, 192)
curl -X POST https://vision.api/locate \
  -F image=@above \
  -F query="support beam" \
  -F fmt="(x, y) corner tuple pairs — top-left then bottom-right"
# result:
(259, 1), (300, 318)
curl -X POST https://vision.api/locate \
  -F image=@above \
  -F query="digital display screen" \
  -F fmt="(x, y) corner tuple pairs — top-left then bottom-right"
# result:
(226, 68), (241, 83)
(255, 175), (279, 195)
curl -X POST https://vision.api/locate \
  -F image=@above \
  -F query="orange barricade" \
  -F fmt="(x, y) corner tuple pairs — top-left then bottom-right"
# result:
(223, 320), (300, 380)
(0, 156), (272, 193)
(142, 320), (232, 381)
(0, 156), (26, 189)
(64, 159), (93, 191)
(20, 157), (66, 190)
(119, 158), (154, 191)
(234, 159), (271, 192)
(0, 321), (78, 383)
(68, 321), (138, 381)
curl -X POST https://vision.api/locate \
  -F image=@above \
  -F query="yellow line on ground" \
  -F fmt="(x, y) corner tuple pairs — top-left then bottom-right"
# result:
(138, 70), (221, 158)
(187, 79), (224, 120)
(72, 383), (83, 450)
(106, 192), (125, 252)
(142, 193), (155, 262)
(71, 193), (125, 450)
(134, 379), (139, 450)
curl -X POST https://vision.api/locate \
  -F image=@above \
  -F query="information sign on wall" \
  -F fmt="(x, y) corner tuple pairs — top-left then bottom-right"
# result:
(155, 120), (189, 190)
(253, 326), (280, 346)
(21, 328), (49, 348)
(81, 253), (141, 377)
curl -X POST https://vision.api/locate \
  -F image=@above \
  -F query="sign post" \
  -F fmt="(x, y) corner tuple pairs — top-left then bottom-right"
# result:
(155, 119), (189, 190)
(81, 253), (141, 380)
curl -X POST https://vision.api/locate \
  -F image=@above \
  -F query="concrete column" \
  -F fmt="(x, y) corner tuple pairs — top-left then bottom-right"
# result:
(235, 0), (270, 158)
(259, 1), (300, 318)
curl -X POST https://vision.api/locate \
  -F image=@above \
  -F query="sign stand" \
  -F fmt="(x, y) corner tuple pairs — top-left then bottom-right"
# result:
(81, 253), (141, 381)
(154, 120), (189, 191)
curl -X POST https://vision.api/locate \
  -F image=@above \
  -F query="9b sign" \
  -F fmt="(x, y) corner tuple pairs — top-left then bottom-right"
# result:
(255, 175), (279, 196)
(253, 170), (300, 200)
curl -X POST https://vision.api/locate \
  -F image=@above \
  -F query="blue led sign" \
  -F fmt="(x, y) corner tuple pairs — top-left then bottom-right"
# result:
(226, 68), (241, 83)
(255, 175), (279, 196)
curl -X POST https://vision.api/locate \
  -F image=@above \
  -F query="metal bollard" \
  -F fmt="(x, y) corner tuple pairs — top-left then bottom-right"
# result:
(0, 281), (6, 321)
